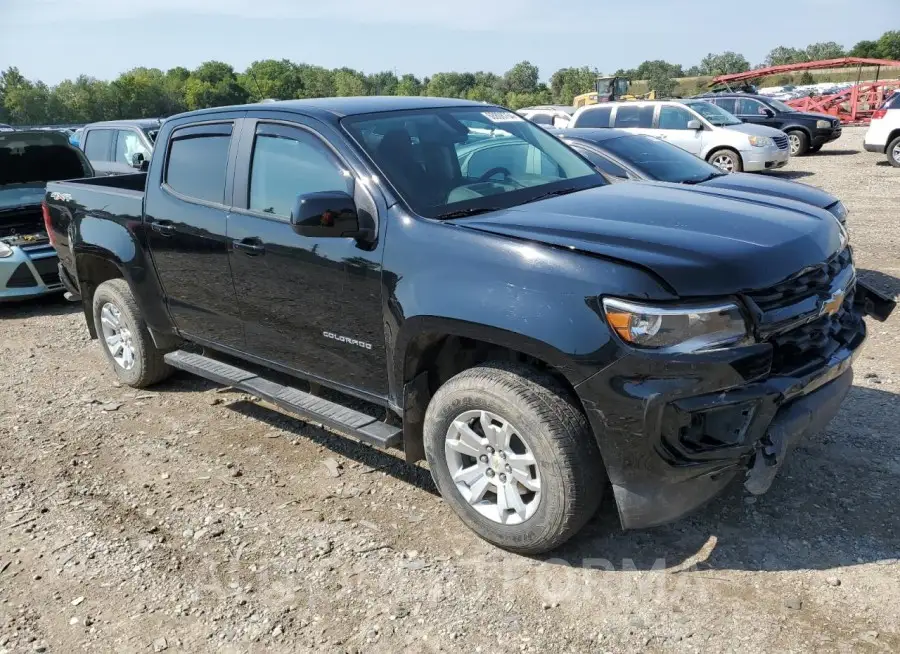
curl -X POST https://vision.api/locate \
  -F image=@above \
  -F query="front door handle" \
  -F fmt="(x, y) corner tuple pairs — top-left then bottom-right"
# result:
(150, 220), (176, 236)
(233, 238), (265, 255)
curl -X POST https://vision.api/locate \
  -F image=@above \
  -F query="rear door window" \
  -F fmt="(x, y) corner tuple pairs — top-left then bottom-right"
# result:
(83, 129), (113, 161)
(613, 105), (655, 129)
(165, 124), (233, 204)
(572, 145), (630, 179)
(711, 98), (737, 114)
(575, 106), (612, 128)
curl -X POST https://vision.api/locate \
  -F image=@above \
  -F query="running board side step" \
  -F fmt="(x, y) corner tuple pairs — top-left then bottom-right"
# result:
(163, 350), (402, 450)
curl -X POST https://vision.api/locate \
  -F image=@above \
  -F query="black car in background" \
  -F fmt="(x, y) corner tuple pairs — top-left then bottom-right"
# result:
(557, 128), (849, 223)
(698, 93), (842, 156)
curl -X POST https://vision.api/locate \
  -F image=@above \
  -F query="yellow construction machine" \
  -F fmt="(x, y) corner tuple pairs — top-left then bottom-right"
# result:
(573, 75), (656, 108)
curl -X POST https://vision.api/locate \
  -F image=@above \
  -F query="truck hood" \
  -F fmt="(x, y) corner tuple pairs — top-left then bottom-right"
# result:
(456, 182), (843, 297)
(723, 122), (788, 138)
(697, 172), (837, 209)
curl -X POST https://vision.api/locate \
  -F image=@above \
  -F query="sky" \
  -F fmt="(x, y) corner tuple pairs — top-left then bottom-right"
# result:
(2, 0), (898, 84)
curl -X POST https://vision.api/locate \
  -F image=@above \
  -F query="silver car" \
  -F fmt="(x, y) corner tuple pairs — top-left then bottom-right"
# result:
(568, 99), (790, 173)
(1, 130), (94, 301)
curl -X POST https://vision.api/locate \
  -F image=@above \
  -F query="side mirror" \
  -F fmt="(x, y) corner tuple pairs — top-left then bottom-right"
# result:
(131, 152), (149, 171)
(290, 191), (364, 239)
(763, 108), (775, 117)
(687, 120), (703, 131)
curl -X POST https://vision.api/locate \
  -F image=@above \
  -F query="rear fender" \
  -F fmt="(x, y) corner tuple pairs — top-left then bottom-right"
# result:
(73, 215), (173, 340)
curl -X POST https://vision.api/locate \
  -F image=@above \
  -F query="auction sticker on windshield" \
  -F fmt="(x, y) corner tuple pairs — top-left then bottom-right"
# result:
(482, 111), (524, 123)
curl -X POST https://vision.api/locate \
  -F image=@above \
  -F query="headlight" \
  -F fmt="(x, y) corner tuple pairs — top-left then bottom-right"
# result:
(748, 135), (774, 148)
(816, 119), (832, 129)
(827, 201), (848, 222)
(0, 241), (13, 258)
(603, 298), (749, 351)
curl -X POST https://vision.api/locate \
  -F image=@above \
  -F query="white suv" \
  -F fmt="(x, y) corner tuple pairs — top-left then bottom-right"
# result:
(568, 99), (790, 173)
(863, 92), (900, 167)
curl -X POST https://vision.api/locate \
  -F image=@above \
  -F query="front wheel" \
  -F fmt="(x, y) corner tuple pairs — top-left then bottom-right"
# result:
(707, 148), (743, 173)
(887, 136), (900, 168)
(787, 130), (809, 156)
(92, 279), (173, 388)
(423, 362), (606, 554)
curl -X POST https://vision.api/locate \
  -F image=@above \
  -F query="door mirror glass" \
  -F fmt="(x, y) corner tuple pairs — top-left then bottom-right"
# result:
(687, 120), (703, 130)
(290, 191), (361, 238)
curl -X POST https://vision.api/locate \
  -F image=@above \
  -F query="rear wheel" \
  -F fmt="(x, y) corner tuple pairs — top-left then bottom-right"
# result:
(707, 148), (742, 173)
(423, 362), (606, 554)
(888, 136), (900, 168)
(92, 279), (173, 388)
(787, 130), (809, 156)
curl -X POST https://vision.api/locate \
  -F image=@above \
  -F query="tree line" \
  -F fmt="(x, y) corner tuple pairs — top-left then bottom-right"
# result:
(1, 31), (897, 126)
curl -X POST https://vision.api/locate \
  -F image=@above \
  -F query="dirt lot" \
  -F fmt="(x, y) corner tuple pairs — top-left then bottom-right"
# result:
(2, 127), (899, 653)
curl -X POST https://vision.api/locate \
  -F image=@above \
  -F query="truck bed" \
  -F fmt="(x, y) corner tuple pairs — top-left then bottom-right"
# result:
(45, 173), (147, 279)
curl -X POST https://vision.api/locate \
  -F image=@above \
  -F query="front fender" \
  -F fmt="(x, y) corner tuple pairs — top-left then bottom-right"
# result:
(383, 212), (678, 400)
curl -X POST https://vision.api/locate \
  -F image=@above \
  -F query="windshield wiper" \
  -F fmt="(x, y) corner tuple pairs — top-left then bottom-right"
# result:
(683, 172), (726, 185)
(522, 186), (583, 204)
(435, 207), (503, 220)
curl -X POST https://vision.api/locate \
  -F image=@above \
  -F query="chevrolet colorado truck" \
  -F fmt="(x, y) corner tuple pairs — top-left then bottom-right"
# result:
(45, 98), (894, 553)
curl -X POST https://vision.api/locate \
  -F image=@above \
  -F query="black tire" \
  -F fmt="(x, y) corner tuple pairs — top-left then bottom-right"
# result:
(887, 136), (900, 168)
(92, 279), (173, 388)
(787, 130), (810, 156)
(706, 148), (743, 173)
(423, 362), (607, 554)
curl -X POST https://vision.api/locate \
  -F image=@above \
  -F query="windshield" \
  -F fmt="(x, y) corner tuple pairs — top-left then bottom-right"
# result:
(342, 106), (604, 218)
(681, 101), (742, 126)
(766, 98), (796, 113)
(600, 135), (723, 184)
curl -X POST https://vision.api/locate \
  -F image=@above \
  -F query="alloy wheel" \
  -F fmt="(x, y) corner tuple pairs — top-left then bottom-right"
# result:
(789, 133), (802, 156)
(712, 153), (736, 173)
(99, 302), (136, 370)
(444, 409), (541, 525)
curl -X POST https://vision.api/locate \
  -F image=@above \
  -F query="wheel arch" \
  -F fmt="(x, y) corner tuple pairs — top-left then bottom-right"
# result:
(396, 317), (609, 463)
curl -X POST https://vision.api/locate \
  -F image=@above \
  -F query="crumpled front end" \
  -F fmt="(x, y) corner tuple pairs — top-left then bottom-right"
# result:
(576, 246), (881, 529)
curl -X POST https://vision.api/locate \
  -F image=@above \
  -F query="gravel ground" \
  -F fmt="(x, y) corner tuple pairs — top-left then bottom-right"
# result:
(1, 127), (898, 653)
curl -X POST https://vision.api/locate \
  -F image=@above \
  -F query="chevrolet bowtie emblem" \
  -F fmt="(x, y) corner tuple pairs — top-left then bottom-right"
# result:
(821, 288), (846, 317)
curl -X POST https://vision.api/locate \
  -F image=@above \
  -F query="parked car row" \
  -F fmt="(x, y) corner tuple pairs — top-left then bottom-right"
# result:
(37, 96), (893, 555)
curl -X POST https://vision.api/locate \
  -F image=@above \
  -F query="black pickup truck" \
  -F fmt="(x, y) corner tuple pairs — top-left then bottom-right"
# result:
(44, 97), (894, 553)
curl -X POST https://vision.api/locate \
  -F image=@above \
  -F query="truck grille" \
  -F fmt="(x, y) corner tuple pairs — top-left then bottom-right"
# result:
(769, 293), (861, 374)
(746, 247), (852, 313)
(773, 135), (789, 150)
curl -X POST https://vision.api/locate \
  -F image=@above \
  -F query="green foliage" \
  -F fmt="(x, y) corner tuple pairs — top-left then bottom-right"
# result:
(799, 71), (816, 85)
(2, 31), (897, 126)
(699, 51), (751, 76)
(549, 66), (598, 104)
(849, 40), (880, 58)
(877, 31), (900, 60)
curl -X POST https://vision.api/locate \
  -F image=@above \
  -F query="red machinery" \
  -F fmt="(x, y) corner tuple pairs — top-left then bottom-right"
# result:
(710, 58), (900, 124)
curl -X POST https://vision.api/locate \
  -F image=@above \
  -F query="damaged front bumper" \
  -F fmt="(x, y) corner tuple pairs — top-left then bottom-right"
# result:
(575, 279), (892, 530)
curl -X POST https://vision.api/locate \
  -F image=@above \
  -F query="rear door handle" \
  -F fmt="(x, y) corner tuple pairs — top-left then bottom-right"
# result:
(150, 220), (176, 236)
(233, 238), (265, 255)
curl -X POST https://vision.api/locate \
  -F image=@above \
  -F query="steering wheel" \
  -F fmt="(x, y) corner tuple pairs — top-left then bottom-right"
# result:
(476, 166), (524, 188)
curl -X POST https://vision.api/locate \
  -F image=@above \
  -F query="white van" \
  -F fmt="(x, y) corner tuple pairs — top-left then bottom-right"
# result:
(568, 99), (790, 173)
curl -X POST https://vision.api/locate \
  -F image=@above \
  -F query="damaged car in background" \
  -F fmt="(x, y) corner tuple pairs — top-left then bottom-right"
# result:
(1, 130), (94, 301)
